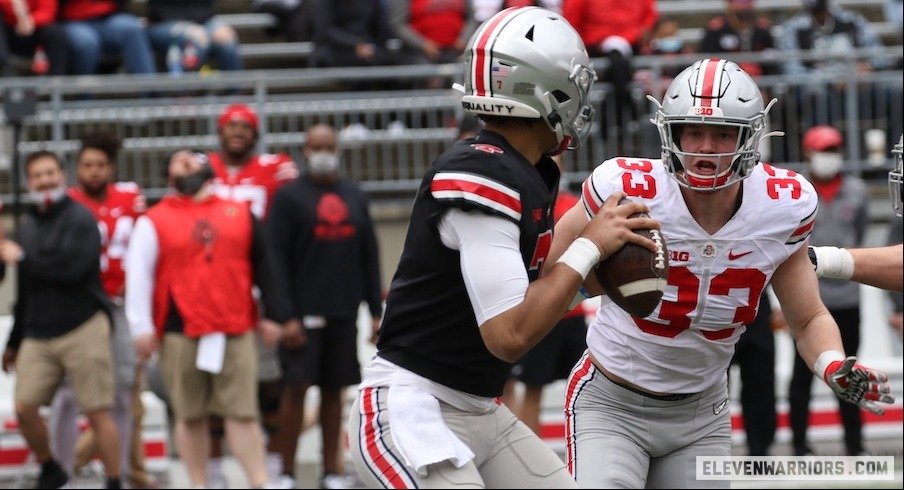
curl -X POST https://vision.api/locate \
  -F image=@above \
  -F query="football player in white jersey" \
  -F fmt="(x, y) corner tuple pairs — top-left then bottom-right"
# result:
(549, 58), (895, 488)
(809, 133), (903, 292)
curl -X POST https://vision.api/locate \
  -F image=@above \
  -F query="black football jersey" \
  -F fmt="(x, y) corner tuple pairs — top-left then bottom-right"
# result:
(377, 130), (560, 397)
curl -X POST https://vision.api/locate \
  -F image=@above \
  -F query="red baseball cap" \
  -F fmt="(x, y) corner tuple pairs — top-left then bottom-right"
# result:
(802, 125), (843, 152)
(218, 104), (259, 132)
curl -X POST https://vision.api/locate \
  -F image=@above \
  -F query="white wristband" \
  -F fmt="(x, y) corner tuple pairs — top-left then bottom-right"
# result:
(813, 349), (846, 381)
(557, 237), (601, 280)
(812, 246), (854, 280)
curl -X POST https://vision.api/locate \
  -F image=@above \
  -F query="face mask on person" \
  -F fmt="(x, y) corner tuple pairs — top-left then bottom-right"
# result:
(652, 37), (684, 54)
(810, 151), (843, 179)
(29, 185), (67, 212)
(307, 151), (340, 175)
(173, 162), (214, 196)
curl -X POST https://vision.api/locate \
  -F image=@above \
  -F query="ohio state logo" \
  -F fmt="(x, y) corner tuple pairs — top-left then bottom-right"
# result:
(471, 144), (503, 154)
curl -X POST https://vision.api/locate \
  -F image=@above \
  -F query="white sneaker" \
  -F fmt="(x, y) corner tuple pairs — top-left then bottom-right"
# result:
(262, 475), (295, 489)
(320, 473), (358, 489)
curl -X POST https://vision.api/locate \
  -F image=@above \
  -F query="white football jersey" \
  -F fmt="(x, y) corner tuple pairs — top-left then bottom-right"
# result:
(581, 157), (817, 393)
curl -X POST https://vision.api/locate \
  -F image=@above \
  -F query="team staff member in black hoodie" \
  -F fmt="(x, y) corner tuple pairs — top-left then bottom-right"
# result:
(267, 123), (383, 489)
(1, 150), (121, 490)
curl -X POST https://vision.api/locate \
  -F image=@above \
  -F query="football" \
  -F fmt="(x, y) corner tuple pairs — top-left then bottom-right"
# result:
(593, 199), (669, 318)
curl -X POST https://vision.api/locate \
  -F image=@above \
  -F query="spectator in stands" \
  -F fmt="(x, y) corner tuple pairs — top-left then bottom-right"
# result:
(125, 149), (291, 489)
(146, 0), (242, 73)
(48, 131), (157, 489)
(699, 0), (778, 76)
(388, 0), (476, 77)
(267, 123), (383, 490)
(0, 0), (69, 76)
(59, 0), (156, 75)
(730, 293), (778, 456)
(207, 103), (298, 486)
(1, 150), (121, 490)
(779, 0), (888, 77)
(778, 0), (889, 125)
(253, 0), (314, 43)
(472, 0), (563, 23)
(633, 19), (693, 99)
(788, 125), (869, 456)
(562, 0), (658, 152)
(310, 0), (394, 68)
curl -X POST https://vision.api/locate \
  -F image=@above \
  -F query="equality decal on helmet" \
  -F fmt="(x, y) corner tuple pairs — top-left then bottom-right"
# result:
(470, 7), (526, 100)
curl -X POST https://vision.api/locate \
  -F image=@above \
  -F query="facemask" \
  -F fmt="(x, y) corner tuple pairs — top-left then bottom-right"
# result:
(652, 37), (683, 54)
(29, 185), (67, 212)
(173, 162), (214, 196)
(810, 152), (843, 179)
(307, 151), (340, 175)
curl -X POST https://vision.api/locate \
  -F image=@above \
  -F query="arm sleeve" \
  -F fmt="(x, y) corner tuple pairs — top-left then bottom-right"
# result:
(388, 0), (426, 51)
(251, 214), (292, 323)
(20, 210), (100, 285)
(438, 208), (528, 326)
(125, 216), (159, 338)
(265, 190), (301, 320)
(7, 278), (25, 350)
(358, 192), (383, 318)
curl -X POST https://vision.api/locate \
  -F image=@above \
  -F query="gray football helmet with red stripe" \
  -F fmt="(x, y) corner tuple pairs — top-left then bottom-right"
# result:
(649, 58), (779, 191)
(891, 134), (903, 216)
(455, 7), (596, 153)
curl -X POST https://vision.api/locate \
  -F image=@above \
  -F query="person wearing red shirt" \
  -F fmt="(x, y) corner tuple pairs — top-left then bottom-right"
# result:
(389, 0), (476, 65)
(0, 0), (68, 75)
(206, 103), (299, 484)
(563, 0), (659, 152)
(125, 150), (292, 488)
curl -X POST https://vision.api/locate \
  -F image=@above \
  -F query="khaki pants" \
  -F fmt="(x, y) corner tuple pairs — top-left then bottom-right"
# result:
(160, 332), (259, 421)
(15, 312), (113, 412)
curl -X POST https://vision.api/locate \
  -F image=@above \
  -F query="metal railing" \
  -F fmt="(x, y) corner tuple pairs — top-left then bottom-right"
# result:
(0, 47), (901, 204)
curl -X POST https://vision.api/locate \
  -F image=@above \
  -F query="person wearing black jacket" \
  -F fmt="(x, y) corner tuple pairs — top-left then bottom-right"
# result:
(267, 123), (383, 489)
(1, 150), (121, 490)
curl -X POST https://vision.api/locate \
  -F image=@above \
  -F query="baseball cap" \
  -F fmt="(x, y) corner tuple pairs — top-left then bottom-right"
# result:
(218, 104), (259, 132)
(802, 125), (843, 152)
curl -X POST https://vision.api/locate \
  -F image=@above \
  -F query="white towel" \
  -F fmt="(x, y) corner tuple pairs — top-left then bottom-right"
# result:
(387, 385), (475, 477)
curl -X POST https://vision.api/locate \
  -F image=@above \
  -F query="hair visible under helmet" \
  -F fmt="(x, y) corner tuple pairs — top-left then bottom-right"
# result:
(454, 6), (596, 154)
(649, 58), (780, 191)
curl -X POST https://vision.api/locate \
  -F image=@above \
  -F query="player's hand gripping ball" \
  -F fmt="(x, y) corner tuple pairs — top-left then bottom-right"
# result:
(593, 198), (669, 318)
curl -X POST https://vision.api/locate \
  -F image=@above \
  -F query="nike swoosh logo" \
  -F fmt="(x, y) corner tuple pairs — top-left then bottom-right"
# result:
(713, 398), (728, 415)
(728, 250), (753, 260)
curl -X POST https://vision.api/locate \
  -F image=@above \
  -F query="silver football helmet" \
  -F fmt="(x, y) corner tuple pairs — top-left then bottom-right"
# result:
(454, 7), (596, 152)
(891, 134), (903, 216)
(649, 58), (779, 191)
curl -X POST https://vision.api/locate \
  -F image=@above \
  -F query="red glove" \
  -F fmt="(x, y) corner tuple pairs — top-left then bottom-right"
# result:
(823, 356), (894, 415)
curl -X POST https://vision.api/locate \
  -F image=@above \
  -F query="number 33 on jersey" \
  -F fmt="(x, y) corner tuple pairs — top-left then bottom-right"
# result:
(581, 157), (816, 389)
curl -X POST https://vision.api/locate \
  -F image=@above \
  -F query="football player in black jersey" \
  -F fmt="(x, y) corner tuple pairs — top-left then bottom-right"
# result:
(347, 7), (661, 489)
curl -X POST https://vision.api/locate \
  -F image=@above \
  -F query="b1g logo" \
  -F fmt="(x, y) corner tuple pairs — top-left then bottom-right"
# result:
(694, 106), (714, 116)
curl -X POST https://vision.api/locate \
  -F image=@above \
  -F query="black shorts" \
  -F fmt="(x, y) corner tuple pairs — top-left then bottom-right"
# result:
(279, 317), (361, 389)
(513, 314), (587, 386)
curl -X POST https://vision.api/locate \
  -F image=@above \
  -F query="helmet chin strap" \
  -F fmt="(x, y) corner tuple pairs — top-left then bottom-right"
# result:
(545, 136), (571, 157)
